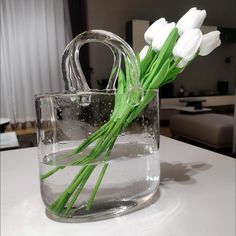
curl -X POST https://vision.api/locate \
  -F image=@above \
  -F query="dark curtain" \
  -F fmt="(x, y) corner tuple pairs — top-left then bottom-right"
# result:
(67, 0), (91, 86)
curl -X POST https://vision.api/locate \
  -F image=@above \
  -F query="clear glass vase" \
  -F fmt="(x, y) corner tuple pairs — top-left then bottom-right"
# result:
(35, 30), (160, 222)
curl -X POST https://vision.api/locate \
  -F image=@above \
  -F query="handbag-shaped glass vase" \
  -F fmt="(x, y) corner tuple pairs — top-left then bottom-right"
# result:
(35, 30), (160, 222)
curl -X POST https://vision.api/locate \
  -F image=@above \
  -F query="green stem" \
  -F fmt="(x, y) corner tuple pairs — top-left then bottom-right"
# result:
(47, 90), (148, 214)
(40, 166), (65, 180)
(86, 163), (108, 211)
(86, 138), (116, 211)
(49, 111), (128, 215)
(40, 120), (114, 180)
(48, 121), (118, 214)
(64, 166), (96, 216)
(50, 165), (91, 213)
(73, 120), (113, 154)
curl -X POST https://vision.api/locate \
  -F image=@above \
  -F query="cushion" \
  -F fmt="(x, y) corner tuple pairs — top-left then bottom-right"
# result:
(170, 113), (234, 148)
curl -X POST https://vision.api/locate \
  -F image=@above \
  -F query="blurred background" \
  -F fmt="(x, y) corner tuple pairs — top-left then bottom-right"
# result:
(1, 0), (235, 156)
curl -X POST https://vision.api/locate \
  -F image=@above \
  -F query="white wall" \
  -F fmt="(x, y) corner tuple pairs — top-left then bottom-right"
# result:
(86, 0), (236, 93)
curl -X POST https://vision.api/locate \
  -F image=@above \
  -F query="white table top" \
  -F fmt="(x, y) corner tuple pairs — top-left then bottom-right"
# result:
(1, 136), (235, 236)
(0, 132), (19, 150)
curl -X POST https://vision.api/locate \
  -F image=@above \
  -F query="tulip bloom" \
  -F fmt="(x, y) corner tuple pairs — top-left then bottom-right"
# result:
(152, 22), (176, 51)
(173, 29), (202, 62)
(176, 59), (188, 68)
(177, 7), (206, 35)
(199, 31), (221, 56)
(144, 18), (167, 44)
(139, 45), (150, 61)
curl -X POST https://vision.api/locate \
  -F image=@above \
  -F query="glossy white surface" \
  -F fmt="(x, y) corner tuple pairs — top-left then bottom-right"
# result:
(1, 136), (235, 236)
(0, 132), (19, 149)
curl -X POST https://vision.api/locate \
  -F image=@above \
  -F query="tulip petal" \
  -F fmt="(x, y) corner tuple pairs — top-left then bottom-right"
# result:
(177, 59), (189, 68)
(139, 45), (150, 61)
(173, 28), (202, 61)
(144, 18), (168, 44)
(199, 30), (221, 56)
(152, 22), (176, 51)
(177, 7), (206, 35)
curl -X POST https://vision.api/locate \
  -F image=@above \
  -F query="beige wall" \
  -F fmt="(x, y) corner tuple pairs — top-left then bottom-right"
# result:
(86, 0), (236, 93)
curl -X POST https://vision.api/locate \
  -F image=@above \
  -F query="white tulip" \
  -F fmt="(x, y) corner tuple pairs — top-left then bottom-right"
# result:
(173, 29), (202, 61)
(144, 18), (168, 44)
(199, 31), (221, 56)
(177, 7), (206, 35)
(176, 59), (189, 68)
(139, 45), (150, 61)
(152, 22), (176, 51)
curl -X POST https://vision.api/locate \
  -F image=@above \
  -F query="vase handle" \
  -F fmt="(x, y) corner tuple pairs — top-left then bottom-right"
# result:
(62, 30), (142, 105)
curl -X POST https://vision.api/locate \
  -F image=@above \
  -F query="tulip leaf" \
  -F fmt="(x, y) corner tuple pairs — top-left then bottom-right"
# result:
(125, 59), (171, 124)
(159, 27), (178, 60)
(117, 70), (125, 94)
(124, 58), (131, 92)
(113, 70), (125, 116)
(142, 56), (162, 88)
(147, 53), (159, 72)
(141, 72), (151, 86)
(148, 58), (171, 89)
(165, 67), (183, 81)
(150, 28), (178, 74)
(141, 53), (159, 86)
(136, 52), (141, 71)
(140, 48), (156, 76)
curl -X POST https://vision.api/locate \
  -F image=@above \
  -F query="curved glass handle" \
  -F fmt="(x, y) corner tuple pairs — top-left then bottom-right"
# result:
(62, 30), (142, 103)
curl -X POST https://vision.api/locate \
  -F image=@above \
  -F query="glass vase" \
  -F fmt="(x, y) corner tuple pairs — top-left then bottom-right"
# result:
(35, 91), (160, 222)
(35, 30), (160, 222)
